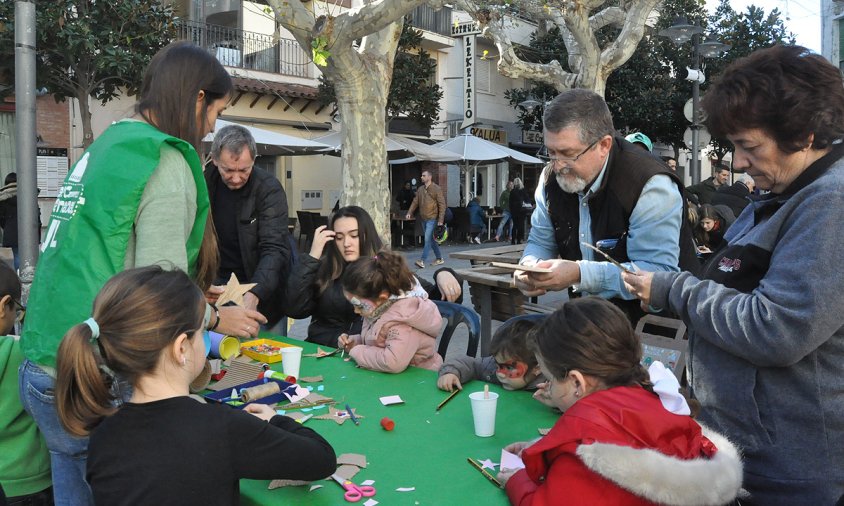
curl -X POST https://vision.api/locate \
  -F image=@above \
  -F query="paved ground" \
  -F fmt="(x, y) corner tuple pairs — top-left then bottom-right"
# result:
(286, 237), (567, 361)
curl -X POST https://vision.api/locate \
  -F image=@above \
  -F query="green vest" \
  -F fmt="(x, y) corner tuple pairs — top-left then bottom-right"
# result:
(21, 121), (209, 368)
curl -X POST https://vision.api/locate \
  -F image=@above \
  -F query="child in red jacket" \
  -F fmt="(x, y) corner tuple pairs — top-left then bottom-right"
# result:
(499, 297), (743, 506)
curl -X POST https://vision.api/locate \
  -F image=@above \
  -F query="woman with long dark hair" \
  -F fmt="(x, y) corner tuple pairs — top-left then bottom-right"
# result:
(19, 42), (264, 505)
(286, 206), (463, 347)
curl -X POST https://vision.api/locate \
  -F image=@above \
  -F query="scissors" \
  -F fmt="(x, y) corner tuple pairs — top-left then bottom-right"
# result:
(331, 473), (376, 502)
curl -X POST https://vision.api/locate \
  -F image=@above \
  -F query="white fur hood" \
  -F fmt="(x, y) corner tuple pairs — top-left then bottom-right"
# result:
(575, 424), (744, 506)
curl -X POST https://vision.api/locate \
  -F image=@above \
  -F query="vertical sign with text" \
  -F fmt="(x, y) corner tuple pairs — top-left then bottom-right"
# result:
(461, 34), (477, 130)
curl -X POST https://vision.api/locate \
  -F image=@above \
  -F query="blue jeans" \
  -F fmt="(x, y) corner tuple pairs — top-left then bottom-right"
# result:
(421, 219), (442, 263)
(496, 210), (513, 239)
(19, 360), (94, 506)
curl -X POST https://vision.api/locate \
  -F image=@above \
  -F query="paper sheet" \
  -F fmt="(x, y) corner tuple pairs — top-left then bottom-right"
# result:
(379, 395), (404, 406)
(500, 449), (526, 471)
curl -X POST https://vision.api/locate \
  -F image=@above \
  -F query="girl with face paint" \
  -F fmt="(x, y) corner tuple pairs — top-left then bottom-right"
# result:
(337, 250), (444, 373)
(437, 319), (545, 394)
(54, 266), (336, 504)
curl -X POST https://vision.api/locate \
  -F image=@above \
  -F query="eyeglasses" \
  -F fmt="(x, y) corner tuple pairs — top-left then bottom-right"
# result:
(539, 138), (601, 166)
(12, 298), (25, 323)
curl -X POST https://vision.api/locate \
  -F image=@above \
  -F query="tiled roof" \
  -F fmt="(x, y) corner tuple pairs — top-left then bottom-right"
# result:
(231, 77), (319, 100)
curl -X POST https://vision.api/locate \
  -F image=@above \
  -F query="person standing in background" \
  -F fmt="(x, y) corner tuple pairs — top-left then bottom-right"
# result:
(495, 180), (514, 242)
(407, 170), (445, 269)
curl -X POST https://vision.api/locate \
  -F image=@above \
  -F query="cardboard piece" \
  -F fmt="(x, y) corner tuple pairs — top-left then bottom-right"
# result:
(304, 347), (339, 358)
(298, 375), (324, 383)
(334, 464), (361, 481)
(208, 360), (264, 392)
(268, 479), (311, 489)
(282, 393), (334, 410)
(216, 273), (257, 307)
(337, 453), (367, 469)
(314, 405), (364, 425)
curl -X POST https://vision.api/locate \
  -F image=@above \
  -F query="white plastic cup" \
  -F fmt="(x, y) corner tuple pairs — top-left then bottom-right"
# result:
(469, 391), (499, 437)
(280, 346), (303, 379)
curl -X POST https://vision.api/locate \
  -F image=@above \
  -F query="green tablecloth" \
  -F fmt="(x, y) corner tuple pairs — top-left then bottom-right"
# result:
(238, 338), (559, 505)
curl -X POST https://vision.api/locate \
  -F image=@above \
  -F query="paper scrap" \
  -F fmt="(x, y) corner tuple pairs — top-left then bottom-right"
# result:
(301, 408), (313, 412)
(299, 375), (324, 383)
(360, 479), (375, 486)
(306, 386), (314, 391)
(337, 453), (367, 468)
(309, 484), (323, 492)
(317, 385), (325, 392)
(283, 385), (310, 403)
(397, 487), (416, 492)
(304, 347), (338, 358)
(538, 428), (551, 436)
(500, 449), (526, 471)
(209, 359), (222, 374)
(268, 479), (311, 489)
(275, 410), (286, 416)
(363, 499), (378, 506)
(379, 395), (404, 406)
(312, 404), (326, 410)
(479, 458), (498, 470)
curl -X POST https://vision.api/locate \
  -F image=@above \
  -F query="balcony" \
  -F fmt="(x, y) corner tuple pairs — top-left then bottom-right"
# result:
(175, 20), (311, 78)
(407, 5), (452, 37)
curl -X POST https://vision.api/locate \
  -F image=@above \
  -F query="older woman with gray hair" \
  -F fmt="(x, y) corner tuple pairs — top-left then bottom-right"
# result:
(623, 45), (844, 504)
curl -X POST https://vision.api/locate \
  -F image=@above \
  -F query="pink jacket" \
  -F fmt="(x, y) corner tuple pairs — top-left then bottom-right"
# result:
(348, 297), (443, 373)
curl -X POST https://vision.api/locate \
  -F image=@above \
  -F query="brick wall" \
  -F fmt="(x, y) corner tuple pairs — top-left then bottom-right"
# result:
(36, 96), (70, 149)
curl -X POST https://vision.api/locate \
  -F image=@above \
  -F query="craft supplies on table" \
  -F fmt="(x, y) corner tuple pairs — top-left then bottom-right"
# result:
(204, 378), (294, 407)
(240, 339), (296, 363)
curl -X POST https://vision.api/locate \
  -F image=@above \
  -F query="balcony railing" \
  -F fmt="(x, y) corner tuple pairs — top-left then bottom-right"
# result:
(407, 5), (452, 37)
(175, 20), (311, 78)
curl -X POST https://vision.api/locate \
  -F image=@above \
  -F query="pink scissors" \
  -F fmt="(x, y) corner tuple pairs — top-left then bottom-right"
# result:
(331, 473), (376, 502)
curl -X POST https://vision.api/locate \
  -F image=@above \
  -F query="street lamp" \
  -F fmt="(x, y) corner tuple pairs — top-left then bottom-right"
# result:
(659, 17), (730, 184)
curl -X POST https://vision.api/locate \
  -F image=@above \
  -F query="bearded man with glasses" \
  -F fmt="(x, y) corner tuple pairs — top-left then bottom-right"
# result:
(515, 89), (699, 323)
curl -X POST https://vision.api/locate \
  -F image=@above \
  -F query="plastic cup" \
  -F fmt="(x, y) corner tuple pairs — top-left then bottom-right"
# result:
(469, 391), (499, 437)
(280, 346), (303, 379)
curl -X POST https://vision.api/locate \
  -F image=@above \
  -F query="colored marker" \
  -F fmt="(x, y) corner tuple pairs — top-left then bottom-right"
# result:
(345, 403), (360, 425)
(436, 389), (461, 411)
(467, 458), (503, 489)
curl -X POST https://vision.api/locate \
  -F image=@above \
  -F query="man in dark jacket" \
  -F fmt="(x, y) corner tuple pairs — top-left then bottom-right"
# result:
(712, 173), (755, 217)
(686, 165), (730, 205)
(515, 89), (698, 322)
(206, 124), (291, 328)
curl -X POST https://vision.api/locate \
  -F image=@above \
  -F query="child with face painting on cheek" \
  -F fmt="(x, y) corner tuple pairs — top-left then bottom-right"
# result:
(437, 319), (548, 399)
(337, 250), (444, 373)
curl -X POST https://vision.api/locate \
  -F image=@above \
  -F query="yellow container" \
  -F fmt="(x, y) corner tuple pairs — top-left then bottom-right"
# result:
(240, 339), (295, 363)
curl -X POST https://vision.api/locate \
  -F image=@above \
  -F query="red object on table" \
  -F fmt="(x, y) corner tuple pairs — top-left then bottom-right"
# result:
(210, 369), (227, 381)
(380, 417), (395, 431)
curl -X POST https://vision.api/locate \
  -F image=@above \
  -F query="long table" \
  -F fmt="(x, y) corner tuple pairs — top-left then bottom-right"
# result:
(450, 244), (525, 265)
(238, 338), (559, 505)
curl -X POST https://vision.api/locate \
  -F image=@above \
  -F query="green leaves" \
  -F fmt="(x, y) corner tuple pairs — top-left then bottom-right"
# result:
(312, 36), (330, 67)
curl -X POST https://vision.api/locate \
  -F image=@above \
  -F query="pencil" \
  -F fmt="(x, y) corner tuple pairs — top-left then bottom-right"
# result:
(467, 458), (503, 489)
(436, 389), (461, 411)
(345, 403), (360, 425)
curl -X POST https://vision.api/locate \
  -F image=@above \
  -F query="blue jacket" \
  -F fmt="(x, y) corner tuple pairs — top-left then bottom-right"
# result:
(467, 201), (486, 228)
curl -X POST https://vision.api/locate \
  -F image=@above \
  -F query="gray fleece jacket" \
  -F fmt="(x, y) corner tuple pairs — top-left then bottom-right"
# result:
(650, 146), (844, 505)
(438, 355), (544, 390)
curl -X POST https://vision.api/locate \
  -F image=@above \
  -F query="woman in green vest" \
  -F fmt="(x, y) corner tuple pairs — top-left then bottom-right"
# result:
(18, 41), (266, 506)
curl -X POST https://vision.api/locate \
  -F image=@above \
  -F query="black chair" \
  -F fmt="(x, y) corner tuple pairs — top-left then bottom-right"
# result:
(450, 206), (471, 242)
(433, 300), (480, 358)
(296, 211), (313, 251)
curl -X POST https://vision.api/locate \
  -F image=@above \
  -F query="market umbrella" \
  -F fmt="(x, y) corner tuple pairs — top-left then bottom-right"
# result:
(203, 119), (331, 156)
(313, 131), (461, 162)
(429, 133), (543, 165)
